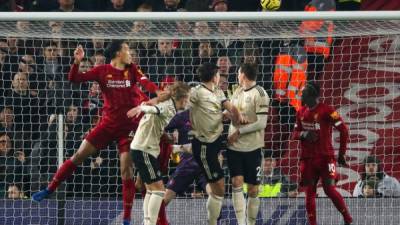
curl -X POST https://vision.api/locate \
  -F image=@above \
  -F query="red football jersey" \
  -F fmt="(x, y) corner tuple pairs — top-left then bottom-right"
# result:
(68, 63), (158, 130)
(293, 102), (349, 159)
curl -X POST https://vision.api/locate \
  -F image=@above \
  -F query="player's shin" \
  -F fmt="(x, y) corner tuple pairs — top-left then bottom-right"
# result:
(143, 191), (152, 225)
(48, 159), (77, 192)
(206, 194), (223, 225)
(148, 191), (165, 225)
(156, 200), (168, 225)
(122, 179), (135, 222)
(232, 187), (246, 225)
(322, 184), (353, 224)
(305, 185), (317, 225)
(247, 196), (260, 225)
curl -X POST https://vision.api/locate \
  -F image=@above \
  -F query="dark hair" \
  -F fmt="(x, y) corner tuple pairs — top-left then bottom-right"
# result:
(105, 40), (125, 60)
(197, 62), (219, 82)
(240, 63), (257, 81)
(361, 155), (384, 180)
(305, 81), (320, 97)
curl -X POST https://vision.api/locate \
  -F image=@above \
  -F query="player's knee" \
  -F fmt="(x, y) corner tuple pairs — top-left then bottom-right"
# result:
(305, 185), (317, 197)
(164, 189), (176, 205)
(322, 183), (336, 196)
(135, 182), (143, 192)
(148, 180), (165, 191)
(210, 179), (225, 197)
(119, 165), (133, 179)
(247, 185), (259, 198)
(231, 176), (244, 188)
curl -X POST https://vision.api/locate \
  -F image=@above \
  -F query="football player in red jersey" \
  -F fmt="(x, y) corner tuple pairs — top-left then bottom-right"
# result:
(293, 82), (353, 225)
(32, 40), (164, 225)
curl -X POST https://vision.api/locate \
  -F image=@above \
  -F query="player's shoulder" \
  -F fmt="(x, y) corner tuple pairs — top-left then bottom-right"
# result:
(319, 102), (336, 113)
(318, 102), (340, 119)
(254, 85), (267, 97)
(297, 105), (307, 115)
(94, 64), (109, 70)
(248, 85), (268, 99)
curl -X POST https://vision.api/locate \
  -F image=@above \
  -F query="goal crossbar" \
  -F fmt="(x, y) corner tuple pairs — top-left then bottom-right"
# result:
(0, 11), (400, 21)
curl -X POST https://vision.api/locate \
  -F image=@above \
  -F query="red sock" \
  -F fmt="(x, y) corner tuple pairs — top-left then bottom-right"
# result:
(157, 200), (168, 225)
(122, 179), (136, 221)
(48, 159), (77, 192)
(323, 185), (353, 224)
(305, 185), (317, 225)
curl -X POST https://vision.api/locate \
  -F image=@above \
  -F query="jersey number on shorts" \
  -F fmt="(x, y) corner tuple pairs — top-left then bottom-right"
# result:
(328, 163), (336, 175)
(256, 166), (262, 180)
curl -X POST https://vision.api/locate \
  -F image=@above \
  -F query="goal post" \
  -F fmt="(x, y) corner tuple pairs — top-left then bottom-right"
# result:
(0, 11), (400, 225)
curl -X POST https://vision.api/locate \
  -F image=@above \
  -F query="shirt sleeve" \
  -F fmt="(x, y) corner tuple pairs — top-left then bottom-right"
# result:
(217, 88), (228, 105)
(292, 110), (304, 140)
(255, 90), (270, 116)
(189, 87), (198, 107)
(68, 63), (100, 83)
(325, 105), (349, 155)
(131, 64), (158, 93)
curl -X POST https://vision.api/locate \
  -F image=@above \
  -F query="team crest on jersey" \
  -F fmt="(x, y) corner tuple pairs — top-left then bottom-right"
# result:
(246, 96), (252, 103)
(123, 70), (129, 79)
(330, 111), (340, 120)
(106, 74), (113, 79)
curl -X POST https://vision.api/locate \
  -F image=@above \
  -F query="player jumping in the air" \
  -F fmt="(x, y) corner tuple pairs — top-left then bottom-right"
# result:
(129, 82), (191, 225)
(293, 82), (353, 225)
(32, 40), (163, 225)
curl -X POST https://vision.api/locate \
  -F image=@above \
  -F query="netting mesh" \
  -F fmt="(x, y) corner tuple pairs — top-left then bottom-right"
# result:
(0, 16), (400, 225)
(1, 20), (400, 39)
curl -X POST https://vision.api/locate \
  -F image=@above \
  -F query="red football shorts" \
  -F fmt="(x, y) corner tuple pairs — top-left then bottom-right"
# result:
(85, 122), (137, 154)
(299, 156), (337, 186)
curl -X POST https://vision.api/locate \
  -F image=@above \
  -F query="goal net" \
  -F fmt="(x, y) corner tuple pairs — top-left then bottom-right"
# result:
(0, 11), (400, 225)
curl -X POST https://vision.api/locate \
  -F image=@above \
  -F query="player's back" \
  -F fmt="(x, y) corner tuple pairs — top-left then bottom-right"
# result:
(297, 102), (337, 159)
(130, 98), (177, 158)
(189, 84), (226, 143)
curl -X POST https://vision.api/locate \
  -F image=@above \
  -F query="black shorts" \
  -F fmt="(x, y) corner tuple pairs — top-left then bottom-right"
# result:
(226, 148), (263, 185)
(131, 150), (162, 184)
(192, 137), (224, 183)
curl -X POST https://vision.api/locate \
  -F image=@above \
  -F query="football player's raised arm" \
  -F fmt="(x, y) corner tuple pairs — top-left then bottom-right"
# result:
(132, 64), (158, 93)
(68, 45), (100, 83)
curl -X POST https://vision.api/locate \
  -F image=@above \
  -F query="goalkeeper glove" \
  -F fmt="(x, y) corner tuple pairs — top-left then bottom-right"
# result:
(338, 154), (347, 167)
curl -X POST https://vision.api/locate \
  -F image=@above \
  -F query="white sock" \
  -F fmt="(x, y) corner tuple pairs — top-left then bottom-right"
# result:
(148, 191), (165, 225)
(143, 191), (151, 225)
(207, 194), (223, 225)
(247, 197), (260, 225)
(232, 187), (246, 225)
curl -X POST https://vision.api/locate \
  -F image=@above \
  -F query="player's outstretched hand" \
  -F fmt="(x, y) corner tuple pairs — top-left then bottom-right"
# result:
(300, 131), (319, 142)
(73, 45), (84, 63)
(127, 106), (142, 118)
(338, 154), (348, 167)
